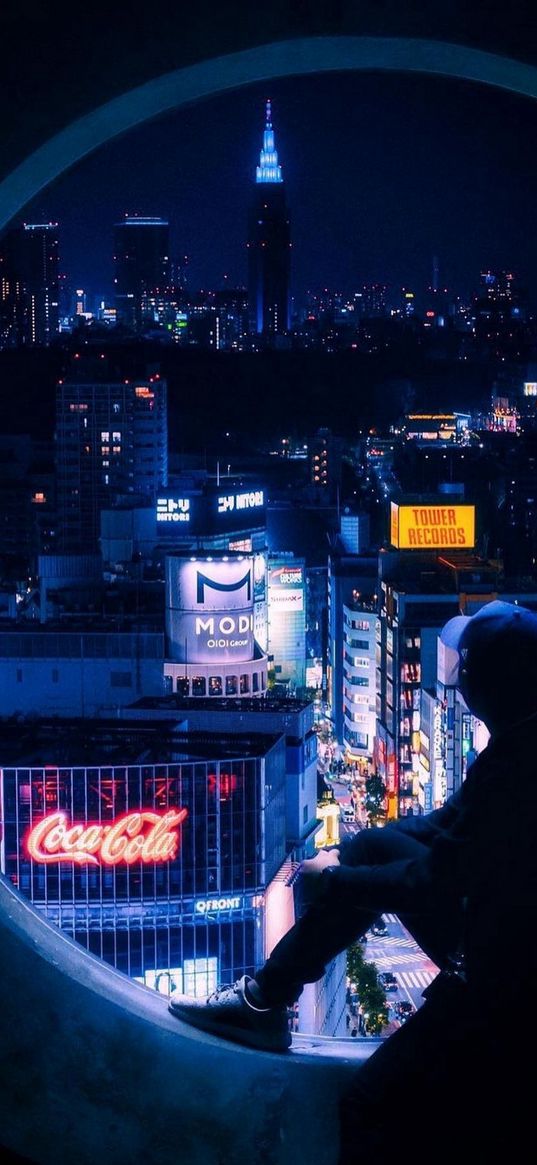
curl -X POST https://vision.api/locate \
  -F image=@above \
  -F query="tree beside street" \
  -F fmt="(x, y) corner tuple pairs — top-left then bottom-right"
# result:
(347, 940), (389, 1036)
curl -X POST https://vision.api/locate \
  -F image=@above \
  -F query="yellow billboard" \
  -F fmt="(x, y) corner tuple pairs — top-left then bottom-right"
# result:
(390, 502), (475, 550)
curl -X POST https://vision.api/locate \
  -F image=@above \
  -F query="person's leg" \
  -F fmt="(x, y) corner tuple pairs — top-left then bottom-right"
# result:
(255, 826), (449, 1008)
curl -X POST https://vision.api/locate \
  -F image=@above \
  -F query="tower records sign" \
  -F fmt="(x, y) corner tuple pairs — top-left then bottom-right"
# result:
(166, 557), (256, 663)
(390, 502), (475, 550)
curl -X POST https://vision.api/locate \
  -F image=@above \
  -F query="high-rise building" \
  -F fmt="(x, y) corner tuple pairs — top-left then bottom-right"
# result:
(247, 100), (291, 338)
(0, 222), (59, 347)
(267, 554), (306, 690)
(114, 216), (170, 330)
(56, 373), (167, 551)
(309, 427), (342, 498)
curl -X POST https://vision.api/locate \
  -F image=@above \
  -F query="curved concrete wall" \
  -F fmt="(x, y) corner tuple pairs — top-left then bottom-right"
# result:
(3, 36), (537, 231)
(0, 873), (378, 1164)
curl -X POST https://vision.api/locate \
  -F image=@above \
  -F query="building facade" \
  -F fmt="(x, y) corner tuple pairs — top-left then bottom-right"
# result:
(247, 100), (290, 338)
(56, 376), (168, 551)
(114, 216), (170, 330)
(127, 694), (319, 857)
(164, 552), (268, 699)
(327, 548), (378, 752)
(0, 721), (287, 998)
(0, 222), (59, 347)
(267, 554), (306, 691)
(0, 628), (165, 716)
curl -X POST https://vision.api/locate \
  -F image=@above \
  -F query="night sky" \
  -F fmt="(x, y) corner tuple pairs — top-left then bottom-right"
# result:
(20, 70), (537, 306)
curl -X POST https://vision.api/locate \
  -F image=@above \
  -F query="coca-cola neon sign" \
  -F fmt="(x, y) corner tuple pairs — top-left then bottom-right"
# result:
(24, 809), (187, 866)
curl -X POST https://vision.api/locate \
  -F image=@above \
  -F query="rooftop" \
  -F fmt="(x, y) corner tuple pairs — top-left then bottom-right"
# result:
(130, 695), (313, 714)
(0, 719), (282, 766)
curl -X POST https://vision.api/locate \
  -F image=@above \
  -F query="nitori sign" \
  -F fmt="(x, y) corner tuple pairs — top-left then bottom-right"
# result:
(157, 497), (191, 523)
(217, 490), (264, 514)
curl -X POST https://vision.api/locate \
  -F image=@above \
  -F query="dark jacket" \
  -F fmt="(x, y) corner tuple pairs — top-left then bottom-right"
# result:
(328, 717), (537, 1014)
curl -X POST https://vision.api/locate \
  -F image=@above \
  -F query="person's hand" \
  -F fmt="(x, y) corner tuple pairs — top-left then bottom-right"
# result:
(299, 848), (340, 905)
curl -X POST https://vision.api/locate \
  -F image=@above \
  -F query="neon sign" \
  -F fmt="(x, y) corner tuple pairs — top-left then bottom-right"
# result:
(217, 490), (264, 514)
(195, 896), (241, 913)
(157, 497), (191, 523)
(24, 809), (187, 866)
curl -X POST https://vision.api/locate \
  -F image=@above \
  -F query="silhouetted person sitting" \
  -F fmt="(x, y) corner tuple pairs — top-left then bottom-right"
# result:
(170, 601), (537, 1160)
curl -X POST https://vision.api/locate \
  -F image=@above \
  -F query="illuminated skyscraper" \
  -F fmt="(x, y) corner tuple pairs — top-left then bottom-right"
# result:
(114, 216), (170, 330)
(0, 222), (59, 347)
(247, 100), (291, 338)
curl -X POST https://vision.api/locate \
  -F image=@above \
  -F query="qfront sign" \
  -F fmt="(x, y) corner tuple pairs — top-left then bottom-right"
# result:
(24, 809), (187, 866)
(390, 502), (475, 549)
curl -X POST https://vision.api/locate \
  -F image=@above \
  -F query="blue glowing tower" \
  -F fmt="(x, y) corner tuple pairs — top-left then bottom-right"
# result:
(247, 100), (291, 338)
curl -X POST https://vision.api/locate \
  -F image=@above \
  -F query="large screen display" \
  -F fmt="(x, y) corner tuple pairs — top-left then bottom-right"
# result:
(166, 556), (256, 662)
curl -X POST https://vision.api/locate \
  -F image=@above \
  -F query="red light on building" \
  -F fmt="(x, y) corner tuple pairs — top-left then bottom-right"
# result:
(208, 772), (237, 801)
(24, 809), (187, 866)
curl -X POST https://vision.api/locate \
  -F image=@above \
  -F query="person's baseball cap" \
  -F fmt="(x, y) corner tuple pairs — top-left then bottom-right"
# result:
(441, 600), (537, 659)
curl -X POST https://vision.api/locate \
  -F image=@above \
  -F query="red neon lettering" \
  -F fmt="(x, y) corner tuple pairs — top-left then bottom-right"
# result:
(24, 809), (188, 866)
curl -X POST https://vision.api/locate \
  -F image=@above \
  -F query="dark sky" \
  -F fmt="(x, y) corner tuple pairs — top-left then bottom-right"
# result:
(21, 70), (537, 306)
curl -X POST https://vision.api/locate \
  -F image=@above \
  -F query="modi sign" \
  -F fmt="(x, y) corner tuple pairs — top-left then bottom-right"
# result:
(390, 502), (475, 550)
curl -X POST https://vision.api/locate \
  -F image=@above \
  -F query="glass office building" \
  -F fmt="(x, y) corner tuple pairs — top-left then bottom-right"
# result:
(0, 722), (286, 995)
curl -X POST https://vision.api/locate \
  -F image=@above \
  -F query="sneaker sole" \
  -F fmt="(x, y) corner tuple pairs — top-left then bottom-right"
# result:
(168, 1004), (291, 1053)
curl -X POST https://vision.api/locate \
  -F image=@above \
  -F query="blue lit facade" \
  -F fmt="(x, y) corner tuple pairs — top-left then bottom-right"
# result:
(248, 100), (291, 337)
(255, 100), (283, 184)
(0, 724), (287, 997)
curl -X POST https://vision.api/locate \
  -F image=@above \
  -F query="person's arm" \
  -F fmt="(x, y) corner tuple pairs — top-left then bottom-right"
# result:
(389, 790), (464, 844)
(322, 815), (468, 916)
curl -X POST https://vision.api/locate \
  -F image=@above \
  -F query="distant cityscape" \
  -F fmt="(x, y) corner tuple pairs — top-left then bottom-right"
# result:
(1, 98), (536, 1041)
(1, 101), (535, 362)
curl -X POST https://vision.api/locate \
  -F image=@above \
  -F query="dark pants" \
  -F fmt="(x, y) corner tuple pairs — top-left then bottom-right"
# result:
(255, 827), (495, 1163)
(256, 826), (461, 1007)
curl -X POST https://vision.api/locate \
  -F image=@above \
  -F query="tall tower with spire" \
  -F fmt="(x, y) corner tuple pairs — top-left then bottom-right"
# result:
(247, 100), (291, 338)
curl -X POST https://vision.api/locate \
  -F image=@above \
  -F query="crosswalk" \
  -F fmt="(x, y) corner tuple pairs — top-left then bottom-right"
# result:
(368, 914), (439, 993)
(373, 936), (418, 950)
(395, 969), (436, 990)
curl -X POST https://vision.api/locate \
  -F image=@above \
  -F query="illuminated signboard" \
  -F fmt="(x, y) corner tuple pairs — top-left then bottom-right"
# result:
(157, 497), (191, 523)
(195, 896), (241, 913)
(194, 894), (263, 914)
(269, 563), (304, 611)
(217, 490), (264, 514)
(166, 556), (255, 662)
(24, 809), (187, 866)
(390, 502), (475, 550)
(524, 382), (537, 397)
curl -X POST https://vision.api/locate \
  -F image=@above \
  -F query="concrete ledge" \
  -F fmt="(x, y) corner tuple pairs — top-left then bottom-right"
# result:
(0, 875), (380, 1165)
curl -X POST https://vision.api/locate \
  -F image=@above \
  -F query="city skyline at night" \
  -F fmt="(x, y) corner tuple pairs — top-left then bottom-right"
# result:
(13, 71), (537, 307)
